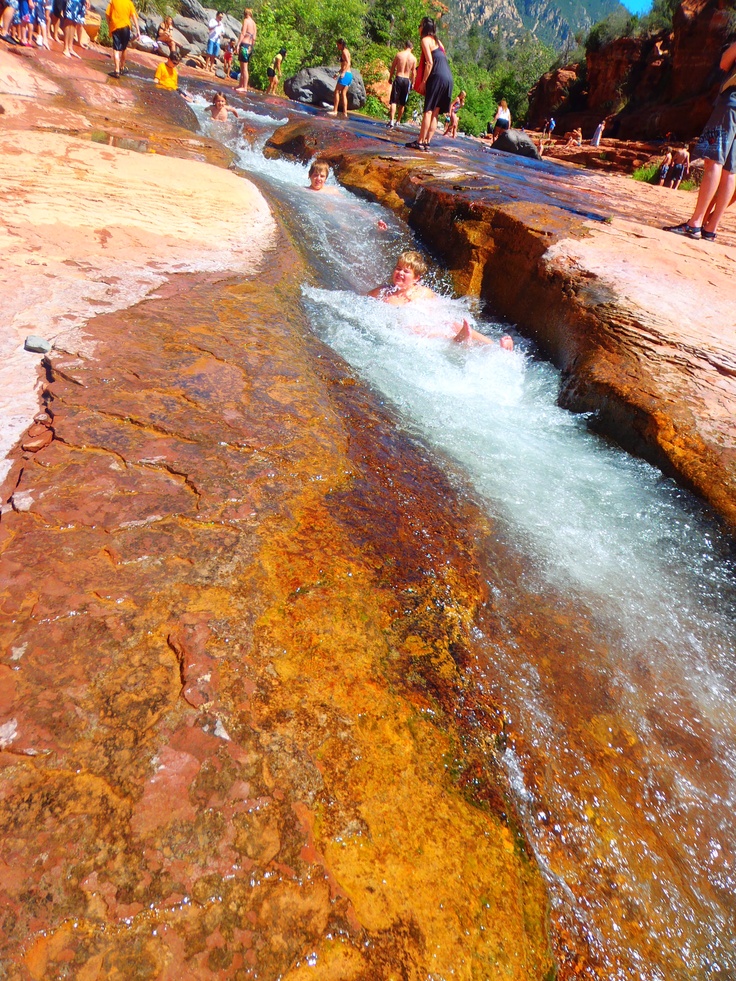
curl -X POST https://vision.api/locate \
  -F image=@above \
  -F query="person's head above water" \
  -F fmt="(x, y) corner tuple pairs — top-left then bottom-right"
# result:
(308, 158), (331, 190)
(394, 251), (427, 281)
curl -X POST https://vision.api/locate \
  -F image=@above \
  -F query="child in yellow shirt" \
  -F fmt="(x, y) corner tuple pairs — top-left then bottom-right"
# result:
(154, 50), (181, 90)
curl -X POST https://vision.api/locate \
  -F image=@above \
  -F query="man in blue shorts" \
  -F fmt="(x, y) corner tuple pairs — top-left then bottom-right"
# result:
(327, 38), (352, 118)
(664, 38), (736, 242)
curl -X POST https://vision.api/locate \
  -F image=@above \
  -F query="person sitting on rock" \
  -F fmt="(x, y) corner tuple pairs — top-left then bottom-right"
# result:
(657, 146), (672, 185)
(154, 49), (180, 90)
(207, 91), (238, 120)
(369, 251), (514, 348)
(156, 15), (176, 54)
(564, 128), (582, 147)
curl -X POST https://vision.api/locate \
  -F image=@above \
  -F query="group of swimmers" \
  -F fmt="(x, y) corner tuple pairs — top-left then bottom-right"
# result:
(304, 161), (514, 349)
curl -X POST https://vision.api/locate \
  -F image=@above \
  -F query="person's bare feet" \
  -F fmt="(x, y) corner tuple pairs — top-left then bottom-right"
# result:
(326, 110), (337, 116)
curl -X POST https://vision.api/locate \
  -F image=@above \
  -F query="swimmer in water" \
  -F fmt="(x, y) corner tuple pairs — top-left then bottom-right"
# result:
(369, 251), (514, 348)
(207, 92), (240, 121)
(307, 158), (340, 194)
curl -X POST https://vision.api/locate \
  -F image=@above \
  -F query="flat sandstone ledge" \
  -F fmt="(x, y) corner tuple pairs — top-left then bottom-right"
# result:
(266, 118), (736, 534)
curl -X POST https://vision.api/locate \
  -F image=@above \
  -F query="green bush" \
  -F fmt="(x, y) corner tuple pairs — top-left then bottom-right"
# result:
(632, 162), (659, 183)
(362, 93), (387, 119)
(97, 19), (111, 46)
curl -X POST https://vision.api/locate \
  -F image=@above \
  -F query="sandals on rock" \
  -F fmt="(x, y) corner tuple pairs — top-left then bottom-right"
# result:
(663, 222), (701, 239)
(405, 140), (429, 151)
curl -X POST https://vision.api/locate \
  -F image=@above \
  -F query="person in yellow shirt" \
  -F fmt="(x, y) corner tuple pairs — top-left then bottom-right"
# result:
(154, 50), (181, 90)
(105, 0), (139, 78)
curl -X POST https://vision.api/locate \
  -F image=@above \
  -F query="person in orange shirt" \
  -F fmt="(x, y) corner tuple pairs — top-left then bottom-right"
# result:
(154, 50), (180, 89)
(105, 0), (139, 77)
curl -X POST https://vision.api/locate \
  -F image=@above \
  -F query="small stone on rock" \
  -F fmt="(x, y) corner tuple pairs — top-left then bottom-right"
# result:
(24, 336), (52, 354)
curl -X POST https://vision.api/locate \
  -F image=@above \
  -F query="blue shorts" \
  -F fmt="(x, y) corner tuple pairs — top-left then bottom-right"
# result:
(694, 88), (736, 172)
(206, 38), (220, 57)
(337, 71), (352, 88)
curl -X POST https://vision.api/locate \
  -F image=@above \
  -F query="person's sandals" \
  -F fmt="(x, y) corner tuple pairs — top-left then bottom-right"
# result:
(405, 140), (429, 151)
(701, 229), (717, 242)
(109, 70), (120, 78)
(663, 222), (701, 239)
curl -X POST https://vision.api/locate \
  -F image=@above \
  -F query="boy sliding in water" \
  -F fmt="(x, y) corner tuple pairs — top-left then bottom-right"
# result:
(369, 251), (514, 348)
(306, 158), (340, 194)
(207, 91), (239, 120)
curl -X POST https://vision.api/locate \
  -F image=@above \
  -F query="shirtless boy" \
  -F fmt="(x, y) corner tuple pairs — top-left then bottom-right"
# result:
(388, 40), (416, 128)
(327, 38), (351, 117)
(369, 251), (514, 348)
(667, 145), (690, 190)
(208, 91), (239, 120)
(306, 159), (339, 194)
(235, 7), (256, 92)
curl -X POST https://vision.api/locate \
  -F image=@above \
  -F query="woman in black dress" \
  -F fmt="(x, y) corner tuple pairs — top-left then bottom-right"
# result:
(406, 17), (453, 152)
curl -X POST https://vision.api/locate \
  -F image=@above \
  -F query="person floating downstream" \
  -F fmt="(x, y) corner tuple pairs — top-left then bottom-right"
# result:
(207, 91), (239, 120)
(368, 251), (514, 348)
(327, 38), (352, 117)
(306, 158), (339, 194)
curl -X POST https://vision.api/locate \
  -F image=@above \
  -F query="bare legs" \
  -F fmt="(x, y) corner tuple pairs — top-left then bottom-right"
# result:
(328, 83), (348, 117)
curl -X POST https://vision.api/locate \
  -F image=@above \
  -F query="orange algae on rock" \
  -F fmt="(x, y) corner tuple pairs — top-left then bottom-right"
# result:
(0, 231), (553, 978)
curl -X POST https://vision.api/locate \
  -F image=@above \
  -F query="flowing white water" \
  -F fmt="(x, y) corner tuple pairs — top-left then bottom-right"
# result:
(193, 101), (736, 979)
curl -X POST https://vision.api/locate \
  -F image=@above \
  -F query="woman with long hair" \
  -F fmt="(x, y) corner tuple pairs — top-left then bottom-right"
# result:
(406, 16), (453, 152)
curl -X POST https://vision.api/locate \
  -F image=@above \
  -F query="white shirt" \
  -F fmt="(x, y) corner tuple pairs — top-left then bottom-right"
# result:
(208, 18), (223, 42)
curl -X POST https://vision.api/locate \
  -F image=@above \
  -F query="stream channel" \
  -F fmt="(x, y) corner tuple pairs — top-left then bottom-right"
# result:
(188, 97), (735, 981)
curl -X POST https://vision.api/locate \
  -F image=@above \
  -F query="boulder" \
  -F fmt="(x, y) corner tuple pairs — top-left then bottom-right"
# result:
(492, 129), (542, 160)
(284, 66), (366, 110)
(171, 15), (208, 48)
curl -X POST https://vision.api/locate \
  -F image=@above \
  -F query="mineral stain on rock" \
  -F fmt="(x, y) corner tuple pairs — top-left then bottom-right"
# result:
(0, 232), (554, 978)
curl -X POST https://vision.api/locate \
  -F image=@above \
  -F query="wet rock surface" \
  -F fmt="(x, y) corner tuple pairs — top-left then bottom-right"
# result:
(0, 46), (554, 980)
(0, 247), (553, 979)
(266, 115), (736, 532)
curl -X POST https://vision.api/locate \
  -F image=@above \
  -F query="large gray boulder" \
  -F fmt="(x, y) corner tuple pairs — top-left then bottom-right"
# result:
(492, 129), (542, 161)
(284, 66), (366, 110)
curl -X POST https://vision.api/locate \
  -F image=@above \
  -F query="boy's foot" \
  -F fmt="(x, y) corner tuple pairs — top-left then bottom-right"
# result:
(109, 70), (120, 77)
(326, 110), (338, 116)
(663, 222), (701, 239)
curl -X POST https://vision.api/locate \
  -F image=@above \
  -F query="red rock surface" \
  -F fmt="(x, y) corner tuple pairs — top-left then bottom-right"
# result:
(0, 42), (556, 981)
(528, 0), (734, 141)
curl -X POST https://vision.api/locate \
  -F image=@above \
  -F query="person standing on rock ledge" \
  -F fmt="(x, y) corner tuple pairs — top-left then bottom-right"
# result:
(235, 7), (256, 93)
(105, 0), (139, 78)
(664, 38), (736, 243)
(406, 17), (453, 152)
(328, 38), (352, 118)
(387, 40), (416, 129)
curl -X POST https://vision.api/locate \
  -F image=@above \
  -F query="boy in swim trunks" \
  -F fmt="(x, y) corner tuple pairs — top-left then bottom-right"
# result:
(369, 251), (514, 348)
(327, 38), (351, 117)
(387, 40), (416, 128)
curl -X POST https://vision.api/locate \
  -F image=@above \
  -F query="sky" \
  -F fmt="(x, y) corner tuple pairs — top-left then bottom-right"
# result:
(620, 0), (653, 13)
